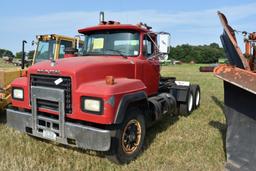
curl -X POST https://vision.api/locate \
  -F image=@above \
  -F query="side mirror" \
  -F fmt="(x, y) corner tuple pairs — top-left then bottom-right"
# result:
(32, 40), (39, 46)
(158, 33), (171, 54)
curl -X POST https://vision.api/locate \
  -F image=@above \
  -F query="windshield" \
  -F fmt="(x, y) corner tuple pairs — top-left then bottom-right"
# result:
(82, 30), (140, 57)
(34, 40), (56, 63)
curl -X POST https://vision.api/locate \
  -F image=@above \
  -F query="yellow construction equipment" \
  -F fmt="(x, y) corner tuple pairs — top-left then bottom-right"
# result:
(0, 34), (83, 111)
(0, 68), (21, 110)
(33, 34), (83, 64)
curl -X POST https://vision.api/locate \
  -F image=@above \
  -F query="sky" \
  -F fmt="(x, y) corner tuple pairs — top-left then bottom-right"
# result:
(0, 0), (255, 53)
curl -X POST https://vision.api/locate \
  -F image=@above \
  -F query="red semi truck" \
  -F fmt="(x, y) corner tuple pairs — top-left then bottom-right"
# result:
(7, 13), (200, 164)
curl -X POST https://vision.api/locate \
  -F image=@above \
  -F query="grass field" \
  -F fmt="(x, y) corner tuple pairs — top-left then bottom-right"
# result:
(0, 64), (226, 171)
(0, 58), (16, 68)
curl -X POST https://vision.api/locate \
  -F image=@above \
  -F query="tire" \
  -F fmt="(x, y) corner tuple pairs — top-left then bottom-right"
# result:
(179, 88), (194, 116)
(106, 108), (146, 164)
(191, 84), (201, 109)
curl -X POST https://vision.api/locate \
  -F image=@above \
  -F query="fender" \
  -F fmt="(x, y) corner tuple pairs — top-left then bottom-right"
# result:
(170, 84), (190, 103)
(114, 91), (148, 124)
(75, 78), (147, 124)
(11, 77), (29, 109)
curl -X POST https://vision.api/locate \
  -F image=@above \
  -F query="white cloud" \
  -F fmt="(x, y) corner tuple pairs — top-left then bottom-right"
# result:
(1, 2), (256, 52)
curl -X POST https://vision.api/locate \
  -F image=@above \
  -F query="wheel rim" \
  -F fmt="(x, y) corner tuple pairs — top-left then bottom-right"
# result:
(188, 93), (193, 112)
(121, 119), (142, 154)
(196, 91), (200, 106)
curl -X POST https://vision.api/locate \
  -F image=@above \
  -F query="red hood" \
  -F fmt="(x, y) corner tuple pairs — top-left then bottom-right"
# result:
(28, 56), (135, 88)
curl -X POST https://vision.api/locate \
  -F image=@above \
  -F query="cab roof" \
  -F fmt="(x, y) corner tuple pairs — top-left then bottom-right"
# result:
(78, 23), (150, 34)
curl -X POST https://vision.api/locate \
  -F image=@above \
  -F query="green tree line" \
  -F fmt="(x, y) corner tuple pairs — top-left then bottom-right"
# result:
(0, 49), (15, 58)
(169, 43), (225, 63)
(15, 50), (34, 59)
(0, 48), (34, 59)
(1, 43), (225, 63)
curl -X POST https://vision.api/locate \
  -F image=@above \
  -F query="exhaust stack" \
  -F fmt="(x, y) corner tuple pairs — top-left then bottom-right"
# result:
(99, 11), (105, 24)
(21, 40), (27, 69)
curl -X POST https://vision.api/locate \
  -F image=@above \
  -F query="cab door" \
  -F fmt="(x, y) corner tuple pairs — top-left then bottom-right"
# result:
(142, 34), (160, 95)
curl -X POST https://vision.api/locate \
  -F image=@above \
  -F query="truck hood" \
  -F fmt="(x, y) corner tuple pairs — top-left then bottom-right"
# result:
(28, 56), (135, 88)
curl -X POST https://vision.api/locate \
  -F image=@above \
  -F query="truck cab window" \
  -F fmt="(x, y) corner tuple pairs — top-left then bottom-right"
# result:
(34, 40), (56, 63)
(82, 30), (140, 57)
(143, 35), (154, 58)
(59, 40), (73, 58)
(78, 43), (83, 53)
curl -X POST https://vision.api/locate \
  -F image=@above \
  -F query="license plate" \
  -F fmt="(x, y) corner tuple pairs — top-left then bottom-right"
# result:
(42, 130), (56, 141)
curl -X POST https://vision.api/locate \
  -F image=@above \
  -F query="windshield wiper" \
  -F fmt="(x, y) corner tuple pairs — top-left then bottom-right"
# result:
(104, 49), (127, 58)
(83, 52), (102, 56)
(82, 49), (128, 58)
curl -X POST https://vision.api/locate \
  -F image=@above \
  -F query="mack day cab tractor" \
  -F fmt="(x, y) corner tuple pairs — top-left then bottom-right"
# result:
(0, 34), (82, 111)
(7, 12), (201, 164)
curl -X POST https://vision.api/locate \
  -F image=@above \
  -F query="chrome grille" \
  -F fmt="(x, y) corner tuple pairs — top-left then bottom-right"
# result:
(30, 74), (72, 114)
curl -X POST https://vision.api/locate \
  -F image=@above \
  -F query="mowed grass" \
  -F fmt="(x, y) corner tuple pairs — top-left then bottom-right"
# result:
(0, 64), (226, 171)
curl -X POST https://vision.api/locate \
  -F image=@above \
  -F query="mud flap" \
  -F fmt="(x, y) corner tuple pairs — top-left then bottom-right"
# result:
(224, 81), (256, 170)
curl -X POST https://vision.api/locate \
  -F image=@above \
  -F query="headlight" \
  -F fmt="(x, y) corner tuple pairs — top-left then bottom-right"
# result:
(81, 97), (103, 114)
(12, 88), (24, 100)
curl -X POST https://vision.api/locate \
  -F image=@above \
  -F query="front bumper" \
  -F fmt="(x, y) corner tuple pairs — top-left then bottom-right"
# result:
(7, 108), (111, 151)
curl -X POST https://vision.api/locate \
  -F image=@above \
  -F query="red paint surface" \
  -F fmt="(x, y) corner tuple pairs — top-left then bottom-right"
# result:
(11, 24), (160, 124)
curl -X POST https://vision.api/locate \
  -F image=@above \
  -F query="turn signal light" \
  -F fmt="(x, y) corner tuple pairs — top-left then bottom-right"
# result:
(106, 76), (115, 85)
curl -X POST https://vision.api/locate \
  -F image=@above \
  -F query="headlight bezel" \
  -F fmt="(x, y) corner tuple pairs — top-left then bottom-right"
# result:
(12, 87), (24, 101)
(81, 96), (104, 115)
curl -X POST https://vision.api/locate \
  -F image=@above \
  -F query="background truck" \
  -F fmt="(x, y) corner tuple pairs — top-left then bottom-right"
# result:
(0, 34), (82, 111)
(7, 12), (200, 164)
(214, 12), (256, 170)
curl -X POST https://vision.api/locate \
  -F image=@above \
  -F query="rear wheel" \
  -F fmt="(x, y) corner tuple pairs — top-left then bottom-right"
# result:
(107, 108), (146, 164)
(179, 88), (194, 116)
(191, 84), (201, 109)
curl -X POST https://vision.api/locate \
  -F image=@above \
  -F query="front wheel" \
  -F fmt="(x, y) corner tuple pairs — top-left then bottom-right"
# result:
(107, 108), (146, 164)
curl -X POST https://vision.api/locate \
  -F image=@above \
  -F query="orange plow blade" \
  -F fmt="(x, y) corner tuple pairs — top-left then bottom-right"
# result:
(214, 65), (256, 94)
(214, 65), (256, 170)
(215, 11), (256, 170)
